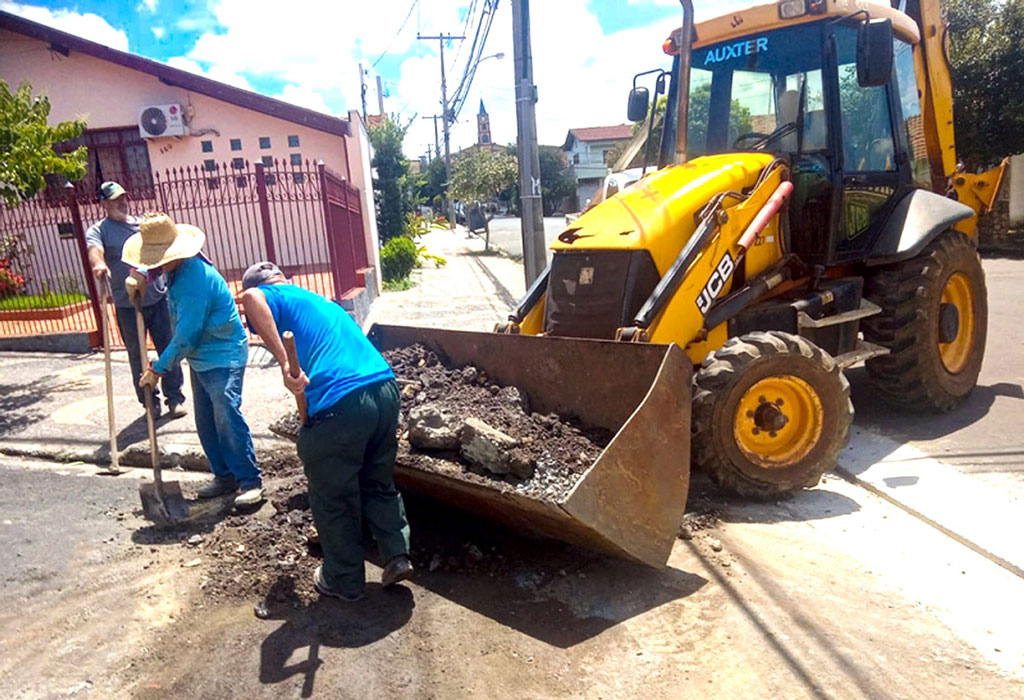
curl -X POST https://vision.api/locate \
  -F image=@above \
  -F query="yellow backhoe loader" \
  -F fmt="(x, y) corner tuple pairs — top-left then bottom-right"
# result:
(371, 0), (1005, 566)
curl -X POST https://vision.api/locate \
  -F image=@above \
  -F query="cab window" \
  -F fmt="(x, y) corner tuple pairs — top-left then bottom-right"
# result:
(835, 28), (896, 172)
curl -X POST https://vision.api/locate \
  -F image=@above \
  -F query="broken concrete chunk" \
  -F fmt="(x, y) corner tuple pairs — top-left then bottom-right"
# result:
(499, 386), (530, 414)
(460, 418), (518, 475)
(461, 366), (479, 383)
(505, 448), (536, 479)
(408, 404), (463, 450)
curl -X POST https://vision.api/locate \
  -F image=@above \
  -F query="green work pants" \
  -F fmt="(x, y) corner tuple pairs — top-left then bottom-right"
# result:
(297, 378), (410, 596)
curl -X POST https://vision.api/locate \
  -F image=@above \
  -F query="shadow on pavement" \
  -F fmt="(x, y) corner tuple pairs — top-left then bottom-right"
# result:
(395, 496), (707, 649)
(258, 577), (414, 698)
(849, 367), (1023, 441)
(688, 474), (861, 524)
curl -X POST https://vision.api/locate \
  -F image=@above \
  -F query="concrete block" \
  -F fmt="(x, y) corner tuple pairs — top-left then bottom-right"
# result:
(408, 404), (462, 450)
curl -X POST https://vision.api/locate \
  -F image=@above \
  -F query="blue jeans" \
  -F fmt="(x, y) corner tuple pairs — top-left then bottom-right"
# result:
(190, 367), (261, 489)
(115, 301), (186, 407)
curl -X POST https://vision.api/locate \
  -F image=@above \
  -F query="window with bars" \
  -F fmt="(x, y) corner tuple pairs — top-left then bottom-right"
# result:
(50, 127), (155, 201)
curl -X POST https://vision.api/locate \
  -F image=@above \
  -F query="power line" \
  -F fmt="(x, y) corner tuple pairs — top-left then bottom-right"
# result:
(449, 0), (499, 122)
(370, 0), (420, 69)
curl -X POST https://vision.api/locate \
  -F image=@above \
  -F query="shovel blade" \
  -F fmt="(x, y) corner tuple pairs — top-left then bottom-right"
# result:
(140, 480), (190, 524)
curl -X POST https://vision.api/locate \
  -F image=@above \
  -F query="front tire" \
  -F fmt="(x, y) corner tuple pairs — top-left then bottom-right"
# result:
(863, 230), (988, 411)
(692, 331), (853, 499)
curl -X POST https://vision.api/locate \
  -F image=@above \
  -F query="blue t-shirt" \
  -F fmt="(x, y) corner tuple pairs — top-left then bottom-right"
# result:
(257, 284), (393, 416)
(153, 256), (248, 374)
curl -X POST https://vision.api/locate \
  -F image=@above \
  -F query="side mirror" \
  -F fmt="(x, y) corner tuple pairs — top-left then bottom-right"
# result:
(857, 18), (894, 88)
(627, 86), (650, 123)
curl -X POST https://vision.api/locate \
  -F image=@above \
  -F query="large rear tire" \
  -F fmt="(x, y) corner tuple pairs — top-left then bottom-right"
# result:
(692, 331), (853, 499)
(863, 230), (988, 411)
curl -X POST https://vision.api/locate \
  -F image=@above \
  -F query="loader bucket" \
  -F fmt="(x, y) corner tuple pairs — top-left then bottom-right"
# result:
(368, 324), (692, 567)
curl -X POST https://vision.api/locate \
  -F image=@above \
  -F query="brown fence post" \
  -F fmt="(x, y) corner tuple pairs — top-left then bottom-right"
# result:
(67, 182), (103, 347)
(254, 162), (277, 263)
(317, 162), (345, 301)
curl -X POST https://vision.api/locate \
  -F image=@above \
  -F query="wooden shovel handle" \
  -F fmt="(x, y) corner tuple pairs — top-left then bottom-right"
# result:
(282, 331), (308, 423)
(133, 299), (161, 485)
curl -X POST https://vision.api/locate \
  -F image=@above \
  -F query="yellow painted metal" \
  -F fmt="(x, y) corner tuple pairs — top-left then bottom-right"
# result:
(679, 0), (919, 52)
(939, 272), (975, 374)
(733, 375), (824, 468)
(518, 294), (547, 336)
(952, 160), (1009, 239)
(917, 0), (957, 179)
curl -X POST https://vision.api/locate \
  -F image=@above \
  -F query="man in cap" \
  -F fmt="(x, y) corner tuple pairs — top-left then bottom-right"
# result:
(86, 181), (186, 419)
(240, 261), (412, 601)
(123, 212), (264, 508)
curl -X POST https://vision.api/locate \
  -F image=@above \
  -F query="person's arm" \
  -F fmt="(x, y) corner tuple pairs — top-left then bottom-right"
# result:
(150, 264), (210, 375)
(85, 227), (109, 281)
(241, 288), (309, 395)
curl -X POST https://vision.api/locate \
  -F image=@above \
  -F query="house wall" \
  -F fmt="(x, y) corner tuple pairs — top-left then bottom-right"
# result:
(0, 28), (349, 178)
(346, 110), (381, 294)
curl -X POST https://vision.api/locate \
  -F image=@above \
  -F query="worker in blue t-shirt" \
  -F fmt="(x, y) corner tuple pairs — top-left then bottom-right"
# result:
(240, 261), (412, 601)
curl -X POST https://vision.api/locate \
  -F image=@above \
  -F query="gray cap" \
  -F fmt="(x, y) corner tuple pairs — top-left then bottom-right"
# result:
(242, 261), (284, 290)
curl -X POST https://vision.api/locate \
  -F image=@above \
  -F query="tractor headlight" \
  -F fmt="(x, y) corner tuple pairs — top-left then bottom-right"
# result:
(778, 0), (807, 19)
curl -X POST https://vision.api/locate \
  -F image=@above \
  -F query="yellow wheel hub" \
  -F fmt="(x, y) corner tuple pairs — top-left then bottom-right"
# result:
(939, 272), (975, 374)
(733, 376), (824, 468)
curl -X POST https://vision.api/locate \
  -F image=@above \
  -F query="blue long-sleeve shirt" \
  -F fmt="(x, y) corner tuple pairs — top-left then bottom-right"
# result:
(153, 256), (248, 374)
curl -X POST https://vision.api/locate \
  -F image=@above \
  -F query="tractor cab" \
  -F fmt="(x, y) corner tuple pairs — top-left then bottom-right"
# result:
(630, 2), (934, 268)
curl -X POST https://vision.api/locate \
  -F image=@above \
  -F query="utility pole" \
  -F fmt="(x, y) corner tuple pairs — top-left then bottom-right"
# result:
(418, 32), (464, 229)
(512, 0), (546, 285)
(376, 75), (385, 116)
(421, 115), (441, 160)
(358, 62), (368, 120)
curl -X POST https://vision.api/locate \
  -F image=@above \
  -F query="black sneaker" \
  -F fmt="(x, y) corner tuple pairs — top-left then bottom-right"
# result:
(165, 402), (188, 419)
(381, 554), (414, 588)
(313, 565), (364, 602)
(196, 477), (238, 499)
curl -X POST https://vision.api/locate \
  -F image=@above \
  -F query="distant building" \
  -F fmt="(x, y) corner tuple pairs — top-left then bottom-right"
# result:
(561, 124), (633, 210)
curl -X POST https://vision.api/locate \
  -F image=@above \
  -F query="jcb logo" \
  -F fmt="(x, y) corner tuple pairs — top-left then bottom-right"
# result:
(696, 253), (735, 315)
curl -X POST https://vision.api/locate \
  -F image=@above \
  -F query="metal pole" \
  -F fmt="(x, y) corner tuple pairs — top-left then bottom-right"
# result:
(512, 0), (546, 285)
(674, 1), (695, 164)
(376, 75), (385, 115)
(359, 62), (368, 121)
(419, 34), (465, 230)
(421, 115), (441, 160)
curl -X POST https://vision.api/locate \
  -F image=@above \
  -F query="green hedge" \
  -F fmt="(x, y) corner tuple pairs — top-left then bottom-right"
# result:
(380, 236), (417, 283)
(0, 292), (87, 310)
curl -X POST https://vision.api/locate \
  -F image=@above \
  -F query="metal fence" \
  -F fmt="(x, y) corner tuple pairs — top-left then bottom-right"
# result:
(0, 159), (366, 348)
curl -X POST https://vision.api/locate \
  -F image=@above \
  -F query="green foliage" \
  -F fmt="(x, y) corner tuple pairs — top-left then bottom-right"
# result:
(380, 235), (418, 283)
(0, 80), (87, 207)
(0, 292), (86, 310)
(416, 245), (447, 268)
(368, 118), (416, 243)
(382, 276), (415, 291)
(416, 157), (447, 212)
(450, 148), (518, 206)
(538, 146), (575, 215)
(947, 0), (1024, 169)
(687, 82), (752, 158)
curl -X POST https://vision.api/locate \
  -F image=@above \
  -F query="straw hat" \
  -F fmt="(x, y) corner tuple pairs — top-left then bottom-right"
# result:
(121, 212), (206, 269)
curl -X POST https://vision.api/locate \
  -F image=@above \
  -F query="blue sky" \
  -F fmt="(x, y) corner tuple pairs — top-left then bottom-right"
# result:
(1, 0), (746, 155)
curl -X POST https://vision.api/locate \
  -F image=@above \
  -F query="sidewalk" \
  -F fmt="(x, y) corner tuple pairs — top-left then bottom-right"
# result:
(0, 228), (527, 472)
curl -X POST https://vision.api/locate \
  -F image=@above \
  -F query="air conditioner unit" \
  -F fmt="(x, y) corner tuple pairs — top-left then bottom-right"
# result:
(138, 104), (189, 138)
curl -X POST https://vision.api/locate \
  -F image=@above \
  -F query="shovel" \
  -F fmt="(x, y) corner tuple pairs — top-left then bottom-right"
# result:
(132, 296), (189, 524)
(97, 280), (123, 476)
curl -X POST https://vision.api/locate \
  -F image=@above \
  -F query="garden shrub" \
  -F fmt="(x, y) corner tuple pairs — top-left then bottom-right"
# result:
(380, 236), (417, 283)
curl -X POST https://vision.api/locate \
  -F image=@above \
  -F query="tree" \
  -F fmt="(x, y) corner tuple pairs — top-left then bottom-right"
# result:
(538, 146), (575, 215)
(0, 80), (87, 207)
(947, 0), (1024, 169)
(368, 117), (416, 243)
(450, 148), (518, 209)
(416, 157), (447, 213)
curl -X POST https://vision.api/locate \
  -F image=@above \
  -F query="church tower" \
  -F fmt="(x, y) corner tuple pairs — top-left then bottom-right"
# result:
(477, 99), (492, 146)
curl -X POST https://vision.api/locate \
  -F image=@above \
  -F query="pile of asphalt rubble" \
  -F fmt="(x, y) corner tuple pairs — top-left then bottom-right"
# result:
(272, 344), (610, 502)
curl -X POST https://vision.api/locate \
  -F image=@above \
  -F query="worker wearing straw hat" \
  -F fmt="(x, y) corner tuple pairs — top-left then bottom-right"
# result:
(122, 212), (264, 508)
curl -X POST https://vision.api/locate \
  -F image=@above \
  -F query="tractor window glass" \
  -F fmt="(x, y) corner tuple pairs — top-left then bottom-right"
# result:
(688, 23), (829, 157)
(835, 27), (896, 172)
(894, 39), (930, 187)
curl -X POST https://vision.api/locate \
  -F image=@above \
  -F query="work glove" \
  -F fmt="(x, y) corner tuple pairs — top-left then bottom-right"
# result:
(139, 365), (162, 390)
(125, 270), (148, 305)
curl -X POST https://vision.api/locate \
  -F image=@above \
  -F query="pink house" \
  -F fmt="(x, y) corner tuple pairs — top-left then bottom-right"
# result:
(0, 10), (381, 310)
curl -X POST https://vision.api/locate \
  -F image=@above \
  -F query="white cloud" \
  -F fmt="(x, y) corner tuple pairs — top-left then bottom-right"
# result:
(0, 0), (129, 51)
(142, 0), (158, 11)
(151, 26), (165, 39)
(165, 56), (252, 91)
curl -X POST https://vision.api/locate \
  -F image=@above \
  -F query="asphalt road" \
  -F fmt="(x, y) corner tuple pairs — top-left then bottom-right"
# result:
(481, 215), (569, 260)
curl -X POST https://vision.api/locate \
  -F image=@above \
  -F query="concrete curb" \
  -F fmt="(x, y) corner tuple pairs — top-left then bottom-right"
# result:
(0, 436), (294, 473)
